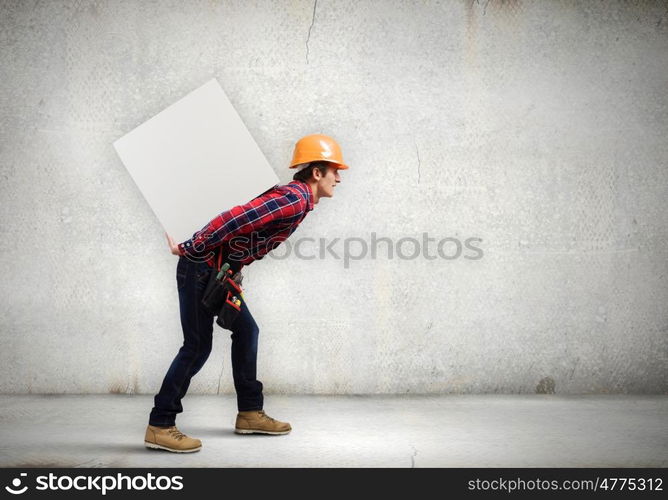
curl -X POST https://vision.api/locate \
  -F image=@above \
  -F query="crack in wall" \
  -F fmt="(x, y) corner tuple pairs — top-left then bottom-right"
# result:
(415, 141), (421, 184)
(410, 445), (418, 468)
(658, 7), (668, 27)
(484, 0), (491, 16)
(470, 0), (491, 16)
(306, 0), (318, 64)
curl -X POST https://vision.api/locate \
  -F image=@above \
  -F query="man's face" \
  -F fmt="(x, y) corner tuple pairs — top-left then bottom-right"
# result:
(316, 165), (341, 198)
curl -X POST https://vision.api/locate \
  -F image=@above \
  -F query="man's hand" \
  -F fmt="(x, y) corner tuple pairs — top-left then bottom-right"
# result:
(165, 232), (181, 256)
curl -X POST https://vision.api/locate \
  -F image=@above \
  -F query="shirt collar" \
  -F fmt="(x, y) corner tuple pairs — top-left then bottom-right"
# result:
(288, 180), (314, 212)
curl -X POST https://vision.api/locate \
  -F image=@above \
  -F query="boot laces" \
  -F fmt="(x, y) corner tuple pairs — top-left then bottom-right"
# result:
(168, 427), (187, 440)
(259, 410), (275, 422)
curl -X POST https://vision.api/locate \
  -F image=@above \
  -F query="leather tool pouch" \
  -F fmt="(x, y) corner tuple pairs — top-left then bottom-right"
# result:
(215, 276), (242, 330)
(201, 249), (244, 330)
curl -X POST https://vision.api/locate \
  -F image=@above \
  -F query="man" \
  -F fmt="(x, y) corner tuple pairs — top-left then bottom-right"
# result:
(144, 134), (347, 453)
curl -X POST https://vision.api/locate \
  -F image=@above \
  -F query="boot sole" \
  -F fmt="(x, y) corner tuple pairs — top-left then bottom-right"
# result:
(234, 428), (291, 435)
(144, 441), (202, 453)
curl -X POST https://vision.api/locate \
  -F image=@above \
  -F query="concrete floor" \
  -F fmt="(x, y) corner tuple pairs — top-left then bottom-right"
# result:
(0, 395), (665, 468)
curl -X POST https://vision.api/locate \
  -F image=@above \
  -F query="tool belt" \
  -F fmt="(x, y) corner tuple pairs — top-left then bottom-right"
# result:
(201, 249), (244, 330)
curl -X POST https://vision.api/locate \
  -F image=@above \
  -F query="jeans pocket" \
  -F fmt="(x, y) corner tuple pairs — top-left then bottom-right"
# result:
(196, 264), (212, 284)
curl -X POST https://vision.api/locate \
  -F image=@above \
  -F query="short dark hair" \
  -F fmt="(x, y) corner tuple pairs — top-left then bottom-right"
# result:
(292, 161), (332, 182)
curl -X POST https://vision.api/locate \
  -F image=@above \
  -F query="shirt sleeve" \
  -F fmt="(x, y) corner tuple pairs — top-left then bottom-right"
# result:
(178, 185), (307, 259)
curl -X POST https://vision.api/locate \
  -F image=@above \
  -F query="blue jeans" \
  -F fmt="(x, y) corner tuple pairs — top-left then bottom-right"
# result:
(149, 256), (263, 427)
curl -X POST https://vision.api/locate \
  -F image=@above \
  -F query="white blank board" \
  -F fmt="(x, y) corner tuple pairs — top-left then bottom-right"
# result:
(113, 78), (280, 243)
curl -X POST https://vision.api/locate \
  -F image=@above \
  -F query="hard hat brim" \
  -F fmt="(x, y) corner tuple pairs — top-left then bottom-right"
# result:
(290, 160), (349, 170)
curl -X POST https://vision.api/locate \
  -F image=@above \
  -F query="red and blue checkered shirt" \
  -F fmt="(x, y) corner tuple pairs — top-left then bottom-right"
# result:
(178, 180), (314, 270)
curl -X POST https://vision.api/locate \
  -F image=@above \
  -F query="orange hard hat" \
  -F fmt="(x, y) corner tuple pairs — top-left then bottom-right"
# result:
(289, 134), (348, 170)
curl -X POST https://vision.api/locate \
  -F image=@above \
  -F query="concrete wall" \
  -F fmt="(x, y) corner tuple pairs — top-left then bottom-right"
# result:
(1, 0), (667, 395)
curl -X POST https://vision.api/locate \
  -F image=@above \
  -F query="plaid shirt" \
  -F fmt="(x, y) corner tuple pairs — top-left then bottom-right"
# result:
(178, 180), (314, 269)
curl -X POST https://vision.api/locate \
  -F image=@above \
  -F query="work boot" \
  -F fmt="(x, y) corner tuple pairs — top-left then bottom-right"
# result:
(235, 410), (292, 435)
(144, 425), (202, 453)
